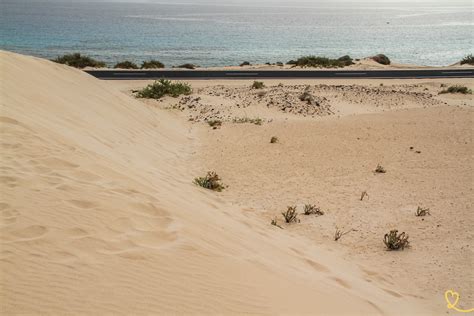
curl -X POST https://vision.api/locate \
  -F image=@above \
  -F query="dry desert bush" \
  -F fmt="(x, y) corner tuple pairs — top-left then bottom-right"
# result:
(383, 230), (409, 250)
(194, 172), (225, 192)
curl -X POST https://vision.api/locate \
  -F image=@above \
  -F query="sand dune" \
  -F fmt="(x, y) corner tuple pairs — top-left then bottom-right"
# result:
(0, 51), (468, 314)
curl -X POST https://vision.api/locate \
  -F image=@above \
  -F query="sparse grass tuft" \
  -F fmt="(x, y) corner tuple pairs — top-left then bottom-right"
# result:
(135, 79), (192, 99)
(141, 60), (165, 69)
(375, 164), (386, 174)
(193, 172), (225, 191)
(293, 55), (353, 68)
(460, 54), (474, 65)
(440, 85), (472, 94)
(282, 206), (300, 223)
(303, 204), (324, 216)
(334, 227), (355, 241)
(383, 230), (409, 250)
(252, 81), (265, 89)
(415, 206), (430, 217)
(233, 117), (263, 125)
(270, 136), (279, 144)
(371, 54), (391, 65)
(114, 61), (139, 69)
(53, 53), (106, 69)
(271, 218), (284, 229)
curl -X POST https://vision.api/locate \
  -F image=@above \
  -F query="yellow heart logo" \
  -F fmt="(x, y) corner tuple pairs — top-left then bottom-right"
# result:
(445, 290), (460, 309)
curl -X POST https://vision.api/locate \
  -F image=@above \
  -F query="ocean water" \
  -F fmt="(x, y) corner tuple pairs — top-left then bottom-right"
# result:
(1, 0), (473, 67)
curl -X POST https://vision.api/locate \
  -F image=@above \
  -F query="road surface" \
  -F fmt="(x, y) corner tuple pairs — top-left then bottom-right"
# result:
(85, 69), (474, 80)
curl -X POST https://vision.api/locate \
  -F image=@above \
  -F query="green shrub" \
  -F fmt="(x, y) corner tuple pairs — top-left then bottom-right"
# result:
(252, 81), (265, 89)
(460, 54), (474, 65)
(135, 79), (192, 99)
(371, 54), (391, 65)
(141, 60), (165, 69)
(440, 85), (472, 94)
(194, 172), (225, 191)
(176, 63), (197, 69)
(294, 55), (353, 68)
(53, 53), (106, 69)
(114, 61), (139, 69)
(383, 230), (409, 250)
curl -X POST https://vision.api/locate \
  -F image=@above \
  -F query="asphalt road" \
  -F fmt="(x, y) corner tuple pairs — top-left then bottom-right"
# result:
(85, 68), (474, 80)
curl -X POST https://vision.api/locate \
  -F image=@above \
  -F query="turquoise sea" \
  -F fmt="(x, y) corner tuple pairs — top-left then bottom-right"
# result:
(1, 0), (473, 67)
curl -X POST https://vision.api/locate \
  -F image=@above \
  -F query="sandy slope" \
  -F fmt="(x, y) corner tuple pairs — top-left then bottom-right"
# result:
(112, 75), (473, 314)
(0, 51), (443, 314)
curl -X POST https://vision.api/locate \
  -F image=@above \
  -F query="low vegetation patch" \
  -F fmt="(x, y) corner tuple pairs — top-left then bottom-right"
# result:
(53, 53), (106, 68)
(240, 61), (251, 66)
(415, 206), (430, 217)
(207, 120), (222, 128)
(303, 204), (324, 216)
(141, 60), (165, 69)
(439, 85), (472, 94)
(252, 81), (265, 89)
(460, 54), (474, 65)
(371, 54), (391, 65)
(383, 230), (409, 250)
(114, 61), (139, 69)
(282, 206), (300, 223)
(292, 55), (354, 68)
(375, 164), (386, 174)
(193, 172), (225, 191)
(232, 117), (263, 125)
(135, 79), (192, 99)
(360, 191), (369, 201)
(176, 63), (197, 69)
(270, 136), (279, 144)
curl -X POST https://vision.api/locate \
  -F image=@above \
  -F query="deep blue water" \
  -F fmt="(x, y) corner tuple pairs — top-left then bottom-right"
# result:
(1, 1), (473, 66)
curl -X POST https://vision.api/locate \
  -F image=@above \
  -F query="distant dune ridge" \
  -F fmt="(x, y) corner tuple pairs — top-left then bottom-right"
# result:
(1, 50), (469, 314)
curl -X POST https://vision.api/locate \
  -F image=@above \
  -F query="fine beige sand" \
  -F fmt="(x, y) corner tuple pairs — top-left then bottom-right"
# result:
(1, 50), (472, 315)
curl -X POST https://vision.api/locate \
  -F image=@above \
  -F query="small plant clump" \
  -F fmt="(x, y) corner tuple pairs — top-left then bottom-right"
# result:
(271, 218), (284, 229)
(233, 117), (263, 125)
(360, 191), (369, 201)
(371, 54), (391, 65)
(141, 60), (165, 69)
(383, 230), (409, 250)
(252, 81), (265, 89)
(415, 206), (431, 217)
(375, 164), (386, 174)
(114, 61), (139, 69)
(270, 136), (279, 144)
(53, 53), (106, 68)
(460, 54), (474, 65)
(439, 85), (472, 94)
(282, 206), (300, 223)
(135, 79), (192, 99)
(334, 227), (355, 241)
(303, 204), (324, 216)
(176, 63), (197, 69)
(193, 172), (225, 192)
(293, 55), (354, 68)
(207, 120), (222, 128)
(240, 61), (251, 66)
